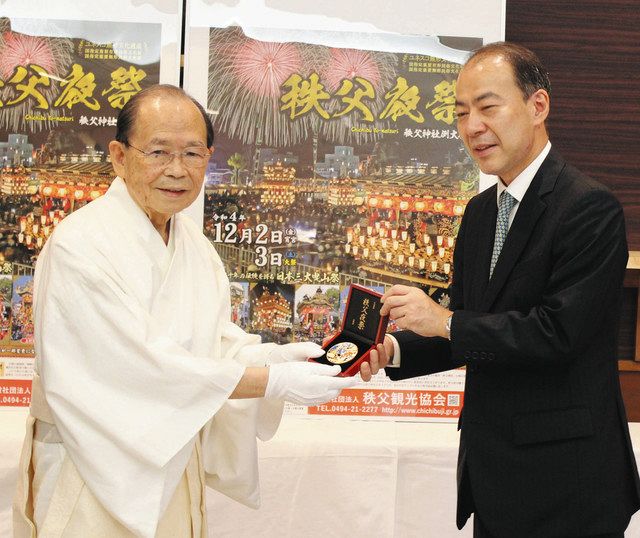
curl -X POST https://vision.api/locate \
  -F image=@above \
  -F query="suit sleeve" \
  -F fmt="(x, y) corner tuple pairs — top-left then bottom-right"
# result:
(451, 187), (627, 369)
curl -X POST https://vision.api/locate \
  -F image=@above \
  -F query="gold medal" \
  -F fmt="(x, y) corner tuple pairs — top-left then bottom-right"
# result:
(326, 342), (358, 364)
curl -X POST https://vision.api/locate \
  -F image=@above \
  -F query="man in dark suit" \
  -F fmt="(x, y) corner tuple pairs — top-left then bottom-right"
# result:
(369, 42), (640, 537)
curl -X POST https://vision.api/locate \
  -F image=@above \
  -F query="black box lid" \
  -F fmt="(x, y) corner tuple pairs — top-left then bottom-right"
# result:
(343, 285), (384, 343)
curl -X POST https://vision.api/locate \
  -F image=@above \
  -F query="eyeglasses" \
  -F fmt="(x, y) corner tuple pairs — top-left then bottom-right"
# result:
(126, 143), (211, 168)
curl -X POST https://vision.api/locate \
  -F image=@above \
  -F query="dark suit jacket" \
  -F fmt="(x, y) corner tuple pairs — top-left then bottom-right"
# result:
(387, 150), (640, 537)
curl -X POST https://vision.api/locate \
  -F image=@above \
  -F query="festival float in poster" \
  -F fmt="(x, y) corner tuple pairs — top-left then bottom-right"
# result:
(203, 26), (481, 420)
(0, 17), (161, 406)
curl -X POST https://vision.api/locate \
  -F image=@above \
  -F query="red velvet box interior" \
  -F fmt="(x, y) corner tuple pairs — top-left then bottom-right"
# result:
(309, 284), (388, 376)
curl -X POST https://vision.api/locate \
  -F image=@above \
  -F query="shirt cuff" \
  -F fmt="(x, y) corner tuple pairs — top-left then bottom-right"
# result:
(386, 334), (401, 368)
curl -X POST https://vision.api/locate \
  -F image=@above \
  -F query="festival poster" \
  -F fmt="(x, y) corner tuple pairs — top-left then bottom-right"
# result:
(0, 17), (161, 406)
(203, 26), (481, 421)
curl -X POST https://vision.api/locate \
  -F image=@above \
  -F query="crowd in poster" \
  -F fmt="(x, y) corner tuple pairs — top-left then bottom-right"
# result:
(0, 17), (160, 405)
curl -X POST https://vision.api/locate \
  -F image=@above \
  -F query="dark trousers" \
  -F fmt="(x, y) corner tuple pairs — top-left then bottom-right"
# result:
(473, 515), (625, 538)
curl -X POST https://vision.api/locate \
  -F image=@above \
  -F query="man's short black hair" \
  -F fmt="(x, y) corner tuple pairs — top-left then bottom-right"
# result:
(115, 84), (214, 147)
(466, 42), (551, 100)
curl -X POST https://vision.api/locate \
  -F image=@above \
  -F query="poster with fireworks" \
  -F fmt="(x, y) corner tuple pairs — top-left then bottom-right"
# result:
(0, 17), (161, 406)
(205, 27), (479, 293)
(199, 26), (480, 421)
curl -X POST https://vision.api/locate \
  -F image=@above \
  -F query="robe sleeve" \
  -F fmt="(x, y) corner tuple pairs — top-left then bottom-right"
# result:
(199, 254), (285, 507)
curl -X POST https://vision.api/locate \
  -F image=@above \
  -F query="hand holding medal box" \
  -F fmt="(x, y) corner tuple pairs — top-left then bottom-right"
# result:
(309, 284), (389, 377)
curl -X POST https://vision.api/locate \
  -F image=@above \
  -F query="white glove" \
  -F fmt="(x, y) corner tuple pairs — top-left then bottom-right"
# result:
(265, 361), (358, 406)
(267, 342), (325, 364)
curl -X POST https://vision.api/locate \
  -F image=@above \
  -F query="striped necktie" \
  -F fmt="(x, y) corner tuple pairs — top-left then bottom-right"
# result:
(489, 190), (517, 278)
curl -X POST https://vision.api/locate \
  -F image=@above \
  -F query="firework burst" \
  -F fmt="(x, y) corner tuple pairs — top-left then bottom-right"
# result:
(208, 27), (399, 148)
(321, 48), (382, 92)
(0, 25), (74, 133)
(315, 47), (398, 145)
(233, 40), (302, 98)
(0, 31), (57, 78)
(208, 27), (331, 147)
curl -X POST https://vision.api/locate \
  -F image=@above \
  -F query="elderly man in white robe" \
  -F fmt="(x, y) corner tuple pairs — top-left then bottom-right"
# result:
(13, 85), (377, 537)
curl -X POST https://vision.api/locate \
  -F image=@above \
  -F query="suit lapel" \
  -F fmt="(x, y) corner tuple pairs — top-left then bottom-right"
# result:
(480, 150), (565, 311)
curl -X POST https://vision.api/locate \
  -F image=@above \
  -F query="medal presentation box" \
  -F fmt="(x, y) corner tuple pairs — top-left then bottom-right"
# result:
(309, 284), (389, 377)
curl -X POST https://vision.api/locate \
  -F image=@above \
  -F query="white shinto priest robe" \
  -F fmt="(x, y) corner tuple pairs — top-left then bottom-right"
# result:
(14, 177), (283, 537)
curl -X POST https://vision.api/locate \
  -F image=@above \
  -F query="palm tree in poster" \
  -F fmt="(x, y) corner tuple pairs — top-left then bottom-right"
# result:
(227, 152), (246, 185)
